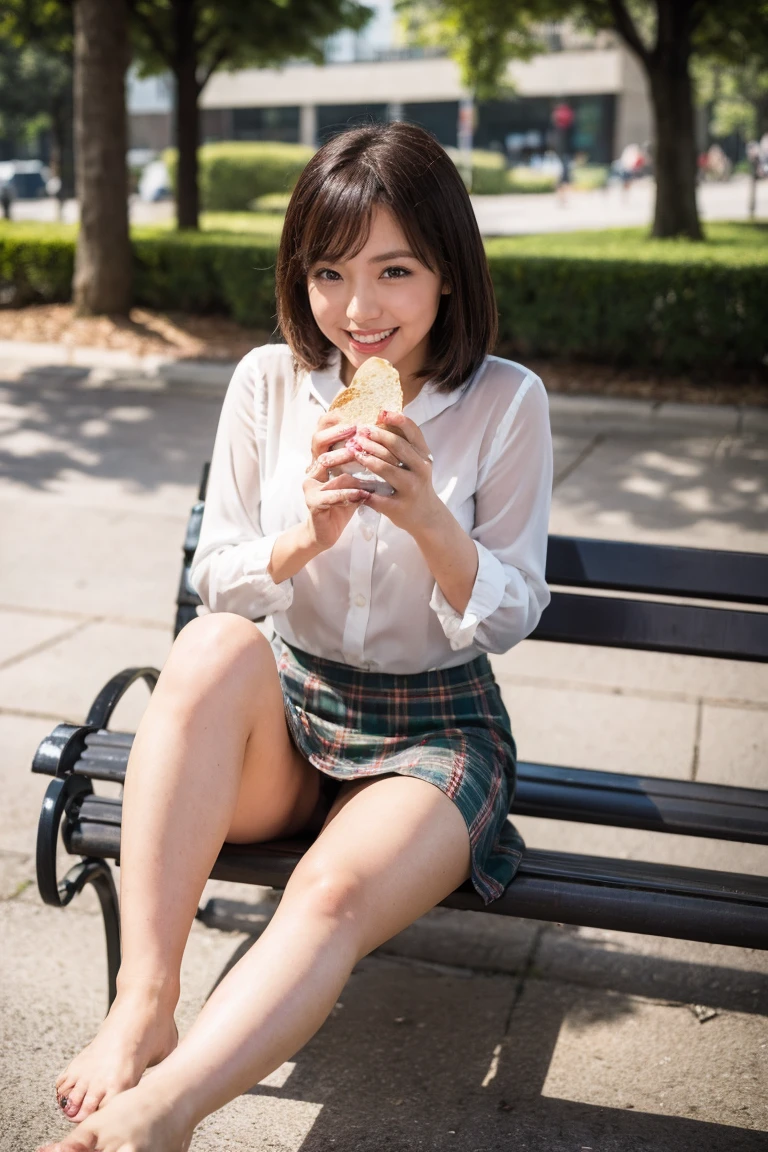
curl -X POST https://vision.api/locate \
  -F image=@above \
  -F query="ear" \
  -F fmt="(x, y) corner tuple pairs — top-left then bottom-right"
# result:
(441, 282), (452, 295)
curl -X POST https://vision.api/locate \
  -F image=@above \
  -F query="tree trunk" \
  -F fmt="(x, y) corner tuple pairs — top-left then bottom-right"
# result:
(50, 75), (75, 221)
(748, 167), (757, 221)
(646, 3), (702, 239)
(72, 0), (132, 314)
(174, 0), (200, 230)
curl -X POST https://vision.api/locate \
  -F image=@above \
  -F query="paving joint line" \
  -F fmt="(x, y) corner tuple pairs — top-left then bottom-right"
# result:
(0, 601), (172, 631)
(0, 616), (99, 673)
(552, 432), (605, 490)
(494, 672), (766, 712)
(0, 704), (92, 724)
(690, 698), (704, 781)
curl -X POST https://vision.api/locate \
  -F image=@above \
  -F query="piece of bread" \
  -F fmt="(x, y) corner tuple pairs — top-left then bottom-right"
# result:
(328, 357), (403, 424)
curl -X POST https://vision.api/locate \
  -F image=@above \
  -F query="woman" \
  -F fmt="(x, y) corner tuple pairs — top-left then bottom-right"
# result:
(42, 121), (552, 1152)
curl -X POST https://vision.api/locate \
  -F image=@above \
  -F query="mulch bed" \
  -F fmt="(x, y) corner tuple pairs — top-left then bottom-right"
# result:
(0, 305), (764, 406)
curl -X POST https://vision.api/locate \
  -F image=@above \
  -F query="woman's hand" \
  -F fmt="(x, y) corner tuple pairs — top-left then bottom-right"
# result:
(302, 413), (370, 551)
(346, 410), (442, 535)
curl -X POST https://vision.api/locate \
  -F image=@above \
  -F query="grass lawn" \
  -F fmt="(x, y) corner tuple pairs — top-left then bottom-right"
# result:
(2, 218), (765, 263)
(484, 222), (768, 264)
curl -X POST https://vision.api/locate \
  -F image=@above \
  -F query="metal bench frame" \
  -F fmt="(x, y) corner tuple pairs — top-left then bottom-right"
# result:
(32, 462), (768, 1008)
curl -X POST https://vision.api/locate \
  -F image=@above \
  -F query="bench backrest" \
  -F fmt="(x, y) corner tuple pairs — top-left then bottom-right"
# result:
(176, 461), (768, 664)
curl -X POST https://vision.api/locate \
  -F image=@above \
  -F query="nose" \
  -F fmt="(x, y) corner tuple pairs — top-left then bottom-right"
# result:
(345, 280), (383, 328)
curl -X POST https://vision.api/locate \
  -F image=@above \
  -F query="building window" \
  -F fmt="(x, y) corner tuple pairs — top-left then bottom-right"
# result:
(231, 107), (300, 143)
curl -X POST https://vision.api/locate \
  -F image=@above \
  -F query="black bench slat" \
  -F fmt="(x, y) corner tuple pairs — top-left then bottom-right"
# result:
(85, 731), (134, 749)
(63, 802), (768, 949)
(545, 536), (768, 605)
(515, 762), (768, 844)
(518, 762), (768, 807)
(531, 591), (768, 661)
(55, 731), (768, 844)
(67, 798), (768, 903)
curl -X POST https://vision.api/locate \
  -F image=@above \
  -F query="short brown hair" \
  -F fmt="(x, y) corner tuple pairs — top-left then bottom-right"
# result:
(276, 122), (498, 394)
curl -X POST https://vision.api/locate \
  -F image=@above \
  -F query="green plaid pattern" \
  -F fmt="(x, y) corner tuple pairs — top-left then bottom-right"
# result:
(277, 641), (525, 905)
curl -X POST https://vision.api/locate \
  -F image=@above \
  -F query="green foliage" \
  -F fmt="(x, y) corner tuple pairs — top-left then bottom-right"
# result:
(0, 223), (75, 305)
(164, 142), (315, 212)
(395, 0), (543, 99)
(131, 229), (279, 327)
(249, 193), (293, 214)
(0, 4), (73, 151)
(1, 222), (765, 372)
(486, 225), (768, 371)
(132, 0), (373, 87)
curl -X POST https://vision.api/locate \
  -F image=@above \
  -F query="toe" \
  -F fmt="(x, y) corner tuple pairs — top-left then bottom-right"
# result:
(56, 1068), (76, 1093)
(61, 1083), (87, 1121)
(68, 1089), (103, 1124)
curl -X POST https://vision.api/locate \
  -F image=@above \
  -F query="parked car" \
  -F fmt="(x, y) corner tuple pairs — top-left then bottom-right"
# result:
(0, 160), (50, 199)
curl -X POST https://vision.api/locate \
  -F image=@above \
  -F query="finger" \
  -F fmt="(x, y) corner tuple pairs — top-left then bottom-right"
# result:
(354, 426), (426, 471)
(318, 472), (368, 490)
(315, 422), (357, 451)
(348, 434), (400, 470)
(316, 442), (359, 470)
(345, 448), (404, 485)
(376, 410), (429, 453)
(309, 488), (371, 509)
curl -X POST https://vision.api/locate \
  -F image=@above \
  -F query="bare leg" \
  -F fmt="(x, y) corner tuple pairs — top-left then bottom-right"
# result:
(39, 773), (472, 1152)
(55, 613), (323, 1123)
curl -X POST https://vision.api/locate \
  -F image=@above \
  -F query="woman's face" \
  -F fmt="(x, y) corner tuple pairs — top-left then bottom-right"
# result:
(306, 204), (449, 390)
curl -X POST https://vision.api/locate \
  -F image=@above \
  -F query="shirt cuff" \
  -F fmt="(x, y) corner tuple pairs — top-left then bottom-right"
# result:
(190, 532), (294, 619)
(429, 540), (507, 651)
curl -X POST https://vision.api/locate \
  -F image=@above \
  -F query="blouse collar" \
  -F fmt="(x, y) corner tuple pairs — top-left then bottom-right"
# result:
(307, 346), (478, 427)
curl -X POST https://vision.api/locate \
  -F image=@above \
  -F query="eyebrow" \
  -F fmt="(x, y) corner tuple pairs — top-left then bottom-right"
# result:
(368, 249), (417, 263)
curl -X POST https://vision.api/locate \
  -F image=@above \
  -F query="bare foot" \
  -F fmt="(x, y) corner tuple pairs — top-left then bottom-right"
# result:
(54, 986), (179, 1124)
(38, 1077), (194, 1152)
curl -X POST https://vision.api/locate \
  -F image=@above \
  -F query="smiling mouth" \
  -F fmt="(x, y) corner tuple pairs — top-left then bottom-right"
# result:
(347, 327), (398, 345)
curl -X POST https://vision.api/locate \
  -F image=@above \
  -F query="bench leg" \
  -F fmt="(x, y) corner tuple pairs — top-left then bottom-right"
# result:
(36, 775), (122, 1010)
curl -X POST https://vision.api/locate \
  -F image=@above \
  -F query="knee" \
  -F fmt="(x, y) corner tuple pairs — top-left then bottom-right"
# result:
(288, 860), (365, 928)
(162, 613), (274, 696)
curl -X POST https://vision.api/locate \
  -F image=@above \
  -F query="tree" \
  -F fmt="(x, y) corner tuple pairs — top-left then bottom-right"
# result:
(695, 3), (768, 220)
(396, 0), (766, 240)
(0, 2), (74, 208)
(130, 0), (374, 230)
(1, 0), (131, 310)
(73, 0), (132, 312)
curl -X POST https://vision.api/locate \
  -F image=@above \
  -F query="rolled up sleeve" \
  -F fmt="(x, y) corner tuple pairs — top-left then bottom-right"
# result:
(189, 352), (294, 620)
(429, 373), (552, 653)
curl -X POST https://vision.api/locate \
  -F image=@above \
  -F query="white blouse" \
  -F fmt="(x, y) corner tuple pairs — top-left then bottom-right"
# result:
(189, 343), (553, 674)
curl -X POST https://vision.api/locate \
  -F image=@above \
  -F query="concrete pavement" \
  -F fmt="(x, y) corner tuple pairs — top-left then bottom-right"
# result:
(1, 348), (766, 1151)
(8, 176), (765, 234)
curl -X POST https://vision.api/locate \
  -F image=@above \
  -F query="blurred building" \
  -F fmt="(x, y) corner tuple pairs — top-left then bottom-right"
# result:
(127, 7), (652, 165)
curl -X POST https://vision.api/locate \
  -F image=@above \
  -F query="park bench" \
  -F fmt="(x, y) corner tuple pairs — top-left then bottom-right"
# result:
(32, 460), (768, 1007)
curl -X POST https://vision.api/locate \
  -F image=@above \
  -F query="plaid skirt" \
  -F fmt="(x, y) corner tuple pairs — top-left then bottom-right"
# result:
(276, 640), (525, 905)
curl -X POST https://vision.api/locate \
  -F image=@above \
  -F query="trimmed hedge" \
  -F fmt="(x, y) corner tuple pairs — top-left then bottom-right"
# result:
(1, 222), (765, 373)
(163, 142), (315, 212)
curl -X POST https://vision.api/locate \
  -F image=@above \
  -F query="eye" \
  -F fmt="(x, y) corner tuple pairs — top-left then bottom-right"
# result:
(381, 266), (412, 279)
(313, 268), (341, 282)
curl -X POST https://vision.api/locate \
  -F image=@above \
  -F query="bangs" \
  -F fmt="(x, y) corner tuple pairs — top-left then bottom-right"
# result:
(298, 162), (438, 274)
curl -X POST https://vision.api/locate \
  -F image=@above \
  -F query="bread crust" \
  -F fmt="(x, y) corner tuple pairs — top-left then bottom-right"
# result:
(328, 357), (403, 425)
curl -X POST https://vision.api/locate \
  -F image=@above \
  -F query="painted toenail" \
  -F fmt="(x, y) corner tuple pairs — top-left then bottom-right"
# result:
(58, 1094), (68, 1108)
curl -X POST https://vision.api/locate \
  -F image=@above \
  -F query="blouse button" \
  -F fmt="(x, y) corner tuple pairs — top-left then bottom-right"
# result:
(354, 593), (367, 608)
(361, 525), (374, 541)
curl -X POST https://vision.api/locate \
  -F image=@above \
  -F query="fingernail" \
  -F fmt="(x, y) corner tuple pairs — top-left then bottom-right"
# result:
(357, 425), (371, 436)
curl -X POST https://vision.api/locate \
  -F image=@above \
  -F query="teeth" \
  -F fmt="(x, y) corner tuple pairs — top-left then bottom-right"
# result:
(351, 328), (395, 344)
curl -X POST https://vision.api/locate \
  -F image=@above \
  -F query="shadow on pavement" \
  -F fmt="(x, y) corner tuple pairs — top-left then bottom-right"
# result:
(0, 366), (217, 494)
(204, 921), (768, 1152)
